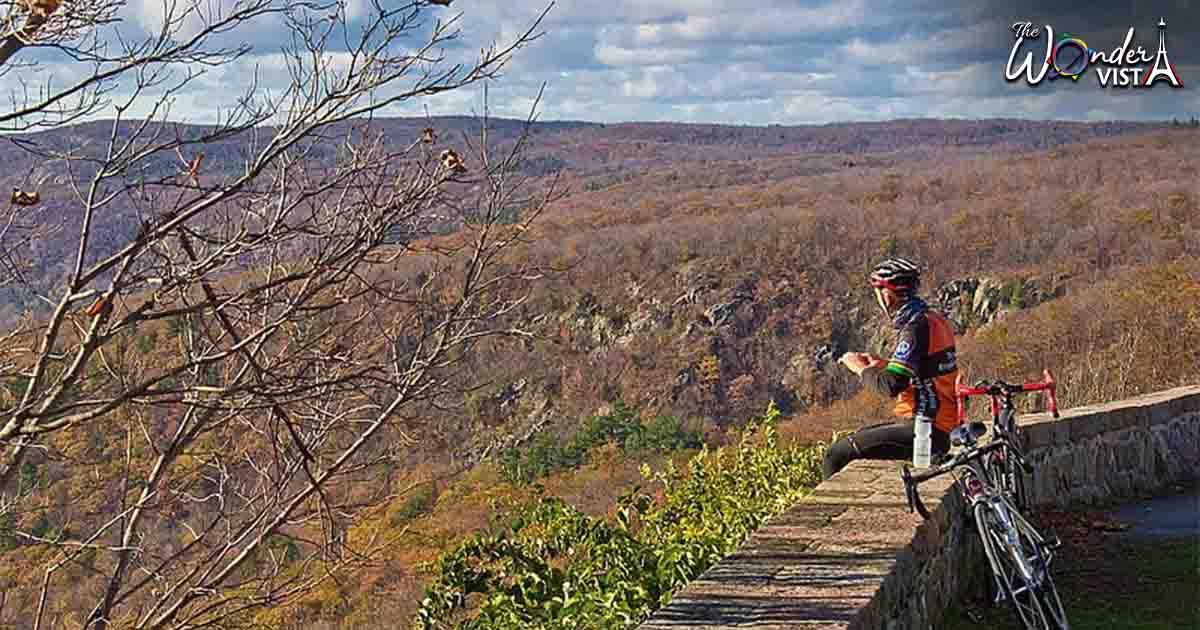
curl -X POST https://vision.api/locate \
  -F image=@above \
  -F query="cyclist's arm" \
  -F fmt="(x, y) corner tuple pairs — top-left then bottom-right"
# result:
(862, 364), (909, 396)
(861, 318), (928, 397)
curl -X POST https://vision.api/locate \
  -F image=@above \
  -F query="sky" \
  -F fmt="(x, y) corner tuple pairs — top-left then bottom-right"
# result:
(11, 0), (1200, 126)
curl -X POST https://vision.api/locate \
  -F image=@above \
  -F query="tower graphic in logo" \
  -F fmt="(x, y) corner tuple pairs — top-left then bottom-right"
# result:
(1143, 17), (1183, 87)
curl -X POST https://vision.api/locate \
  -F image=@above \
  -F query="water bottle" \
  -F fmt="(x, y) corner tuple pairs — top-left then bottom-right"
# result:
(913, 414), (933, 468)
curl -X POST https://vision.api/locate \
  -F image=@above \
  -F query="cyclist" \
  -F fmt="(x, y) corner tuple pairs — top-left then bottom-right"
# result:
(824, 257), (960, 479)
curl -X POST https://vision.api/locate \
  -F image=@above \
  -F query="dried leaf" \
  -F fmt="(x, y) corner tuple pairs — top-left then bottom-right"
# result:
(439, 148), (466, 173)
(85, 296), (107, 317)
(11, 188), (40, 206)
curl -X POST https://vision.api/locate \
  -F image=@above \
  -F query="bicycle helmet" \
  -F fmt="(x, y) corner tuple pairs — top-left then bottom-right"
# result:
(870, 257), (920, 314)
(869, 257), (921, 293)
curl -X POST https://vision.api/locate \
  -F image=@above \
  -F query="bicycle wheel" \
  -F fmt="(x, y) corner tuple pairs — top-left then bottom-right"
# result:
(1010, 507), (1070, 629)
(989, 447), (1029, 511)
(974, 499), (1052, 630)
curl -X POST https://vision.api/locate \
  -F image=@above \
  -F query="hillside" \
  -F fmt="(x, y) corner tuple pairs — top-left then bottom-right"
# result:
(430, 125), (1200, 460)
(0, 118), (1198, 629)
(0, 117), (1164, 324)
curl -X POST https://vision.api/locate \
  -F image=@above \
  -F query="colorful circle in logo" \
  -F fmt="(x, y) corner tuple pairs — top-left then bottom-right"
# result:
(1051, 35), (1090, 80)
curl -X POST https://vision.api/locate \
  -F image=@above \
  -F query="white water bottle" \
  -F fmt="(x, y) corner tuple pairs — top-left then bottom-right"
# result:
(913, 414), (933, 468)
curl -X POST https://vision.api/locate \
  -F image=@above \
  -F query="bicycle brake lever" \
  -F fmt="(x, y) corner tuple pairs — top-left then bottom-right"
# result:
(900, 465), (932, 519)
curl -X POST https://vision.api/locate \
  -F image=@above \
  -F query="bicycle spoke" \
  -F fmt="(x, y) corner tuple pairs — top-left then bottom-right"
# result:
(976, 502), (1052, 630)
(1011, 508), (1070, 629)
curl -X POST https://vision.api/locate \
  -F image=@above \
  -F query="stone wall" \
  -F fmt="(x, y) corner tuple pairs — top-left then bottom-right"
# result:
(638, 385), (1200, 630)
(1022, 386), (1200, 507)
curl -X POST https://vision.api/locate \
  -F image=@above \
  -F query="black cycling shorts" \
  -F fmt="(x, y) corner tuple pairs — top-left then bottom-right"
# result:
(822, 420), (951, 479)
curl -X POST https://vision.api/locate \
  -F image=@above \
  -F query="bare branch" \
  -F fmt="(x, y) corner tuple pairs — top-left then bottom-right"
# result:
(0, 1), (560, 627)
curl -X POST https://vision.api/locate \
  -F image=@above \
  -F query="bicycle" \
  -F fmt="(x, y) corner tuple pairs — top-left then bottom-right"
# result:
(901, 371), (1068, 630)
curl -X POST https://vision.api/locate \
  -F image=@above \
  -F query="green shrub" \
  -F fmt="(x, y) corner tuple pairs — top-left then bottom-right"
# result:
(5, 375), (30, 400)
(393, 484), (437, 523)
(417, 402), (824, 630)
(29, 514), (50, 539)
(624, 415), (702, 454)
(137, 331), (158, 354)
(500, 403), (704, 484)
(18, 461), (39, 494)
(1005, 279), (1027, 309)
(268, 535), (302, 563)
(0, 512), (17, 551)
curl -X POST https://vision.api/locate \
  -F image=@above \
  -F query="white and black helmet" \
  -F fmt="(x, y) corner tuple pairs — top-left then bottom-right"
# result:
(869, 257), (921, 293)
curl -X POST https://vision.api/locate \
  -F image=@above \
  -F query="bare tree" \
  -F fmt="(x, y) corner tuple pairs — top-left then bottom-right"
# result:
(0, 0), (558, 627)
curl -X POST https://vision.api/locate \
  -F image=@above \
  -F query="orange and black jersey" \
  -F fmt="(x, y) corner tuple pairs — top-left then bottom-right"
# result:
(862, 298), (961, 433)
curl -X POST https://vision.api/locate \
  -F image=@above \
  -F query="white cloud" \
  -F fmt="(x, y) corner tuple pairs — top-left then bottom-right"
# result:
(594, 42), (701, 66)
(342, 0), (370, 21)
(2, 0), (1194, 128)
(620, 66), (691, 99)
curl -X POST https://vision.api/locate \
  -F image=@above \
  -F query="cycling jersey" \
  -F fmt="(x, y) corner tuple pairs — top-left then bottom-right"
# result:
(863, 297), (961, 433)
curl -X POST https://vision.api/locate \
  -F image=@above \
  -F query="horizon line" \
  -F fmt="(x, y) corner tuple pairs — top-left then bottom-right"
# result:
(8, 113), (1183, 135)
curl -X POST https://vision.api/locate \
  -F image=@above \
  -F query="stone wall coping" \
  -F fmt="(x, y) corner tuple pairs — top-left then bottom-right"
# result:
(638, 459), (957, 629)
(1020, 384), (1200, 425)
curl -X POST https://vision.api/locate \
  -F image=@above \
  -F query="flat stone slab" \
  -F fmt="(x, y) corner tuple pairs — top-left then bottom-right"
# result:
(639, 460), (953, 629)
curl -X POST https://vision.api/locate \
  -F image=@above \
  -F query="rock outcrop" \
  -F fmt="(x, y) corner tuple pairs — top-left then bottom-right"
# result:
(481, 270), (1070, 465)
(933, 274), (1067, 330)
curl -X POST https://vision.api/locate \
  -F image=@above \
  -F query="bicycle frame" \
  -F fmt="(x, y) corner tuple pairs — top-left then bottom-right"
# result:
(951, 449), (1043, 593)
(902, 434), (1007, 518)
(956, 369), (1060, 510)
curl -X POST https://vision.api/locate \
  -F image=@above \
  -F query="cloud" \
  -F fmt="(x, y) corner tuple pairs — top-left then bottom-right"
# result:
(594, 43), (701, 67)
(4, 0), (1197, 127)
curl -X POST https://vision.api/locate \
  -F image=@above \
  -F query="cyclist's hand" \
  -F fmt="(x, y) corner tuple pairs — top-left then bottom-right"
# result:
(838, 352), (870, 375)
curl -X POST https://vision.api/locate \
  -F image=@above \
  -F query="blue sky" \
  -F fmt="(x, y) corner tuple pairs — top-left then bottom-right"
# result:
(13, 0), (1200, 126)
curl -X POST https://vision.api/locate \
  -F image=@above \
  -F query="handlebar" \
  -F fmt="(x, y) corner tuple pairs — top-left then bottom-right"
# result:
(901, 439), (1011, 518)
(908, 439), (1005, 484)
(955, 368), (1060, 424)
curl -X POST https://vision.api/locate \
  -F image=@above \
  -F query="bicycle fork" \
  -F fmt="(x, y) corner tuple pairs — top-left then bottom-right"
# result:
(985, 497), (1041, 603)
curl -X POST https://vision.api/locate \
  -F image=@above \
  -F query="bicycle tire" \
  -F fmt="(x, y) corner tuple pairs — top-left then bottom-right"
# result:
(1010, 506), (1070, 629)
(1034, 572), (1068, 630)
(994, 411), (1031, 511)
(989, 447), (1030, 512)
(974, 499), (1052, 630)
